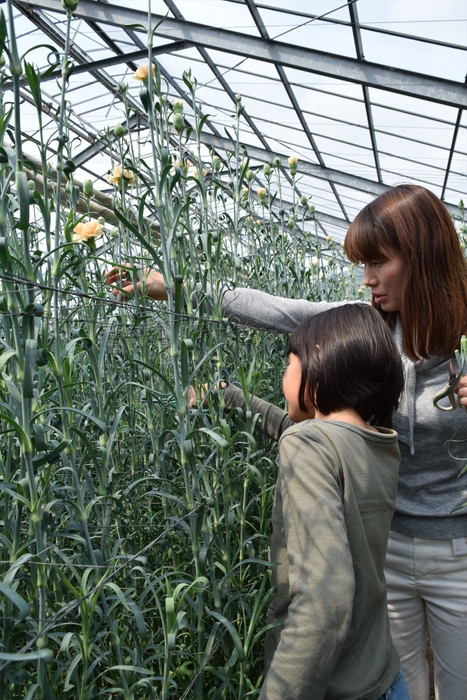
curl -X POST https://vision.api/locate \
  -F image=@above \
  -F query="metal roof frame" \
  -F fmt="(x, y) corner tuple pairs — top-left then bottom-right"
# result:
(5, 0), (467, 240)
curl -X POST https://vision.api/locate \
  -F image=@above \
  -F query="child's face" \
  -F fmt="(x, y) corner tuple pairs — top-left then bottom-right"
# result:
(283, 353), (315, 422)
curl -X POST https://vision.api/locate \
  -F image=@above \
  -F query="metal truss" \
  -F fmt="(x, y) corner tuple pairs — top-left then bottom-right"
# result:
(7, 0), (467, 236)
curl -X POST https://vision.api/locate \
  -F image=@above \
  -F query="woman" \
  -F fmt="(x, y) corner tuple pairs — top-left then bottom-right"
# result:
(106, 184), (467, 700)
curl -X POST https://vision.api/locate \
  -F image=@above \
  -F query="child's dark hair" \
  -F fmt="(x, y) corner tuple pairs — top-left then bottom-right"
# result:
(288, 304), (404, 427)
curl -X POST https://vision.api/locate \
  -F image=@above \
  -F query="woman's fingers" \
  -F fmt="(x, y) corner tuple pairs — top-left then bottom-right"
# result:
(105, 266), (168, 301)
(456, 375), (467, 412)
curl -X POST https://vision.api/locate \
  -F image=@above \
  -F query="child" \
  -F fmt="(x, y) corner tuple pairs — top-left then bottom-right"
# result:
(228, 304), (410, 700)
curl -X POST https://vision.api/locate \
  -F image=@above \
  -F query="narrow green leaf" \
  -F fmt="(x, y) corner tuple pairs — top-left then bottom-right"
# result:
(0, 581), (29, 622)
(197, 428), (229, 450)
(0, 349), (16, 372)
(208, 611), (245, 661)
(0, 414), (32, 453)
(32, 438), (71, 467)
(0, 649), (53, 662)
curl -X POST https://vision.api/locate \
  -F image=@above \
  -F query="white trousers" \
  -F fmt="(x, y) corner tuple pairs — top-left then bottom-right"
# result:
(385, 531), (467, 700)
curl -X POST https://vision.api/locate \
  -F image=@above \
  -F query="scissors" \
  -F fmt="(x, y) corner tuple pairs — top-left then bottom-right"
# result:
(433, 359), (465, 411)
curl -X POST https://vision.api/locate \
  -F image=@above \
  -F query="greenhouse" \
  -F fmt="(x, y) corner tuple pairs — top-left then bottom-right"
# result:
(1, 0), (466, 698)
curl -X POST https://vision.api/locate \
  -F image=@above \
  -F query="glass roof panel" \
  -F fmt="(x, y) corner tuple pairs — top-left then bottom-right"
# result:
(357, 0), (467, 47)
(361, 30), (467, 81)
(174, 0), (260, 35)
(283, 67), (364, 100)
(257, 7), (357, 57)
(257, 0), (350, 23)
(6, 0), (466, 228)
(287, 81), (369, 129)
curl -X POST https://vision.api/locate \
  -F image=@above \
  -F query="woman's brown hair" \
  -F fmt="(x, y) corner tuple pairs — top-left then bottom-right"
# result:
(344, 184), (467, 361)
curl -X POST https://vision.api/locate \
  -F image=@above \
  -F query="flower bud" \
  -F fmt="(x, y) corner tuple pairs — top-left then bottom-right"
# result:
(257, 187), (267, 204)
(288, 155), (298, 176)
(173, 99), (184, 114)
(62, 0), (78, 11)
(263, 163), (272, 177)
(300, 195), (308, 207)
(172, 112), (184, 133)
(83, 179), (93, 198)
(212, 155), (221, 172)
(245, 169), (254, 182)
(272, 157), (281, 169)
(235, 94), (242, 103)
(113, 123), (127, 139)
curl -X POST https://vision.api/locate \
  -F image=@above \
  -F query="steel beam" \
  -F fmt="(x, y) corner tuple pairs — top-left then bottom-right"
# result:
(196, 130), (460, 215)
(18, 0), (467, 109)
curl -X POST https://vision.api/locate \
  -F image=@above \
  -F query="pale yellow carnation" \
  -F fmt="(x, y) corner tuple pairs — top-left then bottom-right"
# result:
(73, 220), (103, 243)
(193, 167), (207, 179)
(106, 165), (134, 186)
(133, 64), (155, 81)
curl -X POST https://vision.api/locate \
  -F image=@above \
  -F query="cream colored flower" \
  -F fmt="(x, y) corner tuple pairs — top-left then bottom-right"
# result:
(174, 158), (190, 175)
(72, 220), (103, 243)
(106, 165), (134, 186)
(133, 64), (155, 81)
(193, 167), (207, 179)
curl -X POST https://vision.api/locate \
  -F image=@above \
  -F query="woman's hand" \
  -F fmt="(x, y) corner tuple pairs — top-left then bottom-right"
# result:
(105, 265), (168, 301)
(456, 375), (467, 412)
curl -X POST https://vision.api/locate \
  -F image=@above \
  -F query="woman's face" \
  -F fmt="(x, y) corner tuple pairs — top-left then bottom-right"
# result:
(363, 255), (406, 312)
(282, 352), (315, 422)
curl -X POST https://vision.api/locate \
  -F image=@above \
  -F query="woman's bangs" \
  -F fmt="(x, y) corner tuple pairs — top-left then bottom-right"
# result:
(344, 224), (387, 264)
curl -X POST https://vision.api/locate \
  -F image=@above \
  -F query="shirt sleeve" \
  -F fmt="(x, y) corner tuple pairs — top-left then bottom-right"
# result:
(220, 287), (345, 334)
(224, 384), (294, 442)
(260, 428), (355, 700)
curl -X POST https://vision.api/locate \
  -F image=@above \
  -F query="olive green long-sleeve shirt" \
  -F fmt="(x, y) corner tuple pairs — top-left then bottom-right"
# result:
(224, 387), (401, 699)
(263, 420), (400, 700)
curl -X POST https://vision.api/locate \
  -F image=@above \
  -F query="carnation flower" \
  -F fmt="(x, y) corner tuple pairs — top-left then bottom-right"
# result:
(72, 220), (103, 243)
(193, 167), (207, 179)
(133, 64), (155, 81)
(174, 158), (190, 175)
(106, 166), (134, 186)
